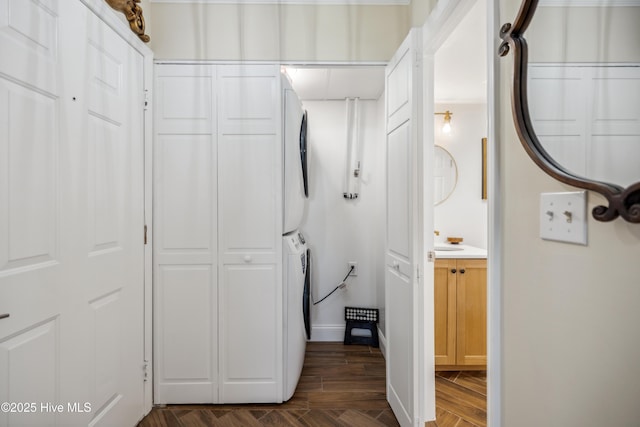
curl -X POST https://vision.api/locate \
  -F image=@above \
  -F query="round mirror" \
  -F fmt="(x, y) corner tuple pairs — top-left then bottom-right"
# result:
(434, 145), (458, 206)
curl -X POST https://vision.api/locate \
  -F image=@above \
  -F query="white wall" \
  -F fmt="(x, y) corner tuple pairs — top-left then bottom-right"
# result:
(412, 0), (439, 27)
(527, 6), (640, 63)
(299, 98), (386, 341)
(148, 3), (413, 61)
(434, 103), (488, 249)
(499, 1), (640, 425)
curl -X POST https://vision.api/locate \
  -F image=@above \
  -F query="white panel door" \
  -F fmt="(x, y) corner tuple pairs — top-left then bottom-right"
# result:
(385, 29), (424, 427)
(217, 65), (282, 403)
(153, 64), (218, 403)
(77, 10), (145, 427)
(0, 2), (69, 425)
(0, 1), (146, 426)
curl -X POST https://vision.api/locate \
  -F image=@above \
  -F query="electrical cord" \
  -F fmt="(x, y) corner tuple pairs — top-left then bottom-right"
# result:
(312, 265), (355, 306)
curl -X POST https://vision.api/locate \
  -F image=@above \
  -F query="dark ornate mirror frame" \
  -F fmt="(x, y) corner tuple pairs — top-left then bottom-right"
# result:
(498, 0), (640, 223)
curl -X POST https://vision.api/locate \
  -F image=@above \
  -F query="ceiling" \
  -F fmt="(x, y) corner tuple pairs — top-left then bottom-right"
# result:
(283, 67), (385, 101)
(434, 0), (487, 104)
(283, 0), (486, 104)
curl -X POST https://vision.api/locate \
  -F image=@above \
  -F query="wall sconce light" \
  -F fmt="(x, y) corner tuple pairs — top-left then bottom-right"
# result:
(435, 110), (453, 134)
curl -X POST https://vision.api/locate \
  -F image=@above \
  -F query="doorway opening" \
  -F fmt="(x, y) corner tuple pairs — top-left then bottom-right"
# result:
(430, 0), (489, 425)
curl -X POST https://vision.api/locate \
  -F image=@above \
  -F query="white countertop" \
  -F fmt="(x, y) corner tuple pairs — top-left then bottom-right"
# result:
(434, 243), (487, 259)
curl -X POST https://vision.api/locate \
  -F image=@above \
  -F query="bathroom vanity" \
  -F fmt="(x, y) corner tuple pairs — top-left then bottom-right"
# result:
(434, 244), (487, 370)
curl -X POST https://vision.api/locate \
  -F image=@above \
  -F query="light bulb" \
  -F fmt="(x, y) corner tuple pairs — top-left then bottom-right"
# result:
(442, 122), (451, 133)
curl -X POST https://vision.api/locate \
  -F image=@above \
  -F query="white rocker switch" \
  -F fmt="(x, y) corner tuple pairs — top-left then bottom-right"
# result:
(539, 191), (588, 245)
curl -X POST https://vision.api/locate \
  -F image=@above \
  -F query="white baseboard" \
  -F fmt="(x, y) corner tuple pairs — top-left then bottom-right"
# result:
(377, 327), (387, 359)
(309, 324), (345, 342)
(310, 324), (387, 355)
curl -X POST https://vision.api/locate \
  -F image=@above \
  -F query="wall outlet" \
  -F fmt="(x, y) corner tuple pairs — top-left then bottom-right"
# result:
(348, 262), (358, 276)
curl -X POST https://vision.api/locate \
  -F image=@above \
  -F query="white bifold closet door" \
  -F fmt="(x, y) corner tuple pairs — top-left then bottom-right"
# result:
(0, 1), (146, 427)
(154, 64), (282, 404)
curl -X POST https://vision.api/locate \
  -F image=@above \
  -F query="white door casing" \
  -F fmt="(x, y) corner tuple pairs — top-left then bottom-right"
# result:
(0, 1), (149, 426)
(385, 29), (425, 427)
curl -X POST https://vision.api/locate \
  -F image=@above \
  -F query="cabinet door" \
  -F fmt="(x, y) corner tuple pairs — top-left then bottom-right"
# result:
(434, 260), (457, 366)
(456, 259), (487, 366)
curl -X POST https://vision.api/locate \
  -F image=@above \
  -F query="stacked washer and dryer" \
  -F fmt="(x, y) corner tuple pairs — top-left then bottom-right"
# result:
(281, 74), (311, 401)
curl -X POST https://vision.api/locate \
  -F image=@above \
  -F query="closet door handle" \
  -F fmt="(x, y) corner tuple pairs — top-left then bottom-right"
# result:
(243, 255), (252, 263)
(450, 269), (457, 274)
(0, 313), (9, 320)
(459, 269), (466, 274)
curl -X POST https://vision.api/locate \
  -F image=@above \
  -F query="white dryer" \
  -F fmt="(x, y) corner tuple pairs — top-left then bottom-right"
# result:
(282, 230), (310, 401)
(282, 74), (308, 235)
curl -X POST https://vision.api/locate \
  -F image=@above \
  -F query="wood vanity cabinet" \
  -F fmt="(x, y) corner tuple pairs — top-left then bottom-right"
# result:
(434, 258), (487, 369)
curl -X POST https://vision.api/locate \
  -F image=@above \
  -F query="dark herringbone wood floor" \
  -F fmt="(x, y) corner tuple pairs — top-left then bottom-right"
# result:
(138, 342), (486, 427)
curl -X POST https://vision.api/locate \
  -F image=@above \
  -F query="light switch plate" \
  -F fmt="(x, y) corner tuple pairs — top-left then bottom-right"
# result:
(540, 191), (587, 245)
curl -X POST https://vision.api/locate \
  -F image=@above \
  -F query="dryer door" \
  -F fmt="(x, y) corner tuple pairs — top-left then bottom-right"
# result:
(283, 90), (306, 234)
(300, 111), (309, 197)
(303, 248), (311, 340)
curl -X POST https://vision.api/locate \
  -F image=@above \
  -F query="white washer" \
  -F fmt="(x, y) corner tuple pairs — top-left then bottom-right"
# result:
(282, 74), (308, 235)
(282, 229), (310, 401)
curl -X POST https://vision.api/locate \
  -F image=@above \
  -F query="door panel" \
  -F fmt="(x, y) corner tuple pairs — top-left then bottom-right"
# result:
(217, 65), (282, 403)
(0, 79), (58, 272)
(153, 65), (218, 404)
(155, 66), (214, 135)
(386, 267), (413, 421)
(219, 265), (280, 402)
(218, 135), (278, 262)
(155, 265), (216, 403)
(386, 49), (411, 134)
(385, 29), (422, 427)
(387, 123), (411, 260)
(0, 0), (58, 95)
(0, 320), (58, 426)
(157, 135), (214, 251)
(217, 65), (278, 135)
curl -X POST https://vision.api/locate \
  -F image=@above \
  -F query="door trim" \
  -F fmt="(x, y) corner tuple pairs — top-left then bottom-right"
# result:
(420, 0), (500, 424)
(487, 0), (502, 424)
(142, 52), (154, 415)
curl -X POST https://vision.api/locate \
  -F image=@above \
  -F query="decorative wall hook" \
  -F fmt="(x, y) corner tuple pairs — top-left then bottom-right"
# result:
(105, 0), (150, 43)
